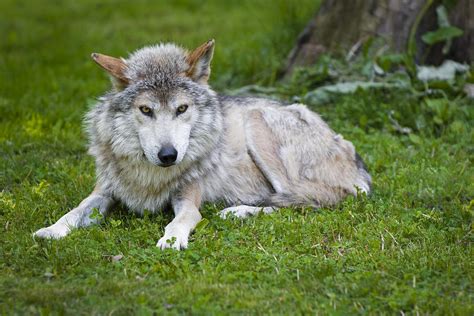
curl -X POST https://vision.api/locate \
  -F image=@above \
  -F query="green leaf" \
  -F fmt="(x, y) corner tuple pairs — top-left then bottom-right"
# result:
(376, 54), (405, 72)
(421, 26), (463, 45)
(109, 219), (122, 228)
(408, 134), (422, 145)
(195, 218), (210, 232)
(435, 5), (454, 54)
(303, 81), (410, 106)
(89, 208), (103, 221)
(436, 5), (450, 28)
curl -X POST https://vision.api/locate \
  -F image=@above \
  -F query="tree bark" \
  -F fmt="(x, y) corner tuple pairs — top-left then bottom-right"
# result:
(283, 0), (473, 78)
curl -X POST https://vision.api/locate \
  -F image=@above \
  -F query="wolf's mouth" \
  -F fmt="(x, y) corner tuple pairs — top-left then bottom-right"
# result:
(159, 162), (175, 168)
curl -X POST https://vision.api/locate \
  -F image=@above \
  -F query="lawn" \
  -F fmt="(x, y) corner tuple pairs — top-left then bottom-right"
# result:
(0, 0), (473, 314)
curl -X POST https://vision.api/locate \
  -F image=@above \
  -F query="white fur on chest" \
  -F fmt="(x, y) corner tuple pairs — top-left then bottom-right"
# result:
(105, 158), (189, 213)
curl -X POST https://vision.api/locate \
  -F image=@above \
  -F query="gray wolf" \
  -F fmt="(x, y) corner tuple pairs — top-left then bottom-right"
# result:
(34, 40), (371, 250)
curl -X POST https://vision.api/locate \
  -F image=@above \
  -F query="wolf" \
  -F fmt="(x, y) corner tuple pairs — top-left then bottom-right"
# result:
(33, 40), (371, 250)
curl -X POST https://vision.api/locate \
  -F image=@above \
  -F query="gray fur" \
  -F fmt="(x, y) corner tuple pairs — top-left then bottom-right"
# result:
(34, 41), (371, 249)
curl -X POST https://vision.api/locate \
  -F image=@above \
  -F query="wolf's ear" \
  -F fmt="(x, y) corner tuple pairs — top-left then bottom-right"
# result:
(91, 53), (129, 90)
(186, 39), (215, 84)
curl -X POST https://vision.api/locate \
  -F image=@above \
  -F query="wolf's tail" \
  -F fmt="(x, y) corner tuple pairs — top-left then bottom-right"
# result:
(263, 192), (321, 209)
(355, 152), (372, 193)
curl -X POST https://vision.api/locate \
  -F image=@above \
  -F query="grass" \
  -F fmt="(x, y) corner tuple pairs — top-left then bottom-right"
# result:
(1, 0), (473, 314)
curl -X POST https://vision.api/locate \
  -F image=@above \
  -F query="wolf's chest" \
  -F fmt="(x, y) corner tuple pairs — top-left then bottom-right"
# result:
(108, 159), (185, 213)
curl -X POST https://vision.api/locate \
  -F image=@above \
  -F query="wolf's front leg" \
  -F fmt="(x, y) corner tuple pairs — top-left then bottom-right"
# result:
(157, 184), (202, 250)
(33, 186), (115, 239)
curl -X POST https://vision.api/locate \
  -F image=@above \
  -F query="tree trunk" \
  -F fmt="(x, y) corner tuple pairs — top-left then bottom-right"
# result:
(283, 0), (473, 78)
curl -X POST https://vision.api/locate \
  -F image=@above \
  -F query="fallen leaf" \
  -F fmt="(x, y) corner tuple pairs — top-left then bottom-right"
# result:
(112, 254), (123, 262)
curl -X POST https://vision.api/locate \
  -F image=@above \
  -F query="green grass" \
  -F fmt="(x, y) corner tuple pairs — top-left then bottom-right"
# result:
(1, 0), (473, 314)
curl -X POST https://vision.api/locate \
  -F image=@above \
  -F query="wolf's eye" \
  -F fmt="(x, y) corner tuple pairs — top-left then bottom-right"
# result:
(139, 106), (152, 116)
(176, 105), (188, 115)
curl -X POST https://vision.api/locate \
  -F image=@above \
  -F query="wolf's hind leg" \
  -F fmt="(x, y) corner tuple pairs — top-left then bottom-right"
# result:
(33, 187), (114, 239)
(219, 205), (278, 219)
(245, 110), (292, 194)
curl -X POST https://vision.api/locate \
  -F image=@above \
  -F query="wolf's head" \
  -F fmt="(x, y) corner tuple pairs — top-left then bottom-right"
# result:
(90, 40), (222, 167)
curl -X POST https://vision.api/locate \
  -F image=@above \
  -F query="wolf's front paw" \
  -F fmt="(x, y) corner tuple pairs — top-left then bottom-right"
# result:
(33, 224), (70, 239)
(157, 229), (189, 250)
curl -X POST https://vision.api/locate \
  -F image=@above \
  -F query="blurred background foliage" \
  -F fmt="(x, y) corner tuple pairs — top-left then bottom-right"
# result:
(0, 0), (318, 92)
(0, 0), (319, 188)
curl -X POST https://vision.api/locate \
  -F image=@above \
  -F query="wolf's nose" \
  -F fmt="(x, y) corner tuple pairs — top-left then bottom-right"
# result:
(158, 146), (178, 165)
